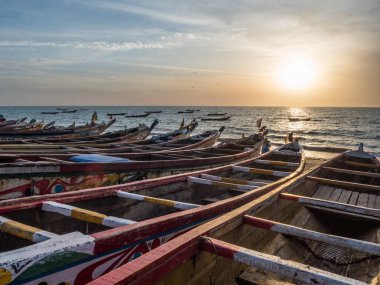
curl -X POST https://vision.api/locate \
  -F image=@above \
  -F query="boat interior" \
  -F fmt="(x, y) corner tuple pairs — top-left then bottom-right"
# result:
(0, 143), (303, 257)
(186, 150), (380, 285)
(0, 129), (219, 154)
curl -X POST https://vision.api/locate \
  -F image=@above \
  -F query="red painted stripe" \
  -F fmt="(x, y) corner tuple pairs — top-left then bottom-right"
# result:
(0, 143), (262, 214)
(200, 236), (237, 259)
(88, 236), (200, 285)
(92, 184), (271, 254)
(243, 215), (274, 229)
(279, 193), (300, 201)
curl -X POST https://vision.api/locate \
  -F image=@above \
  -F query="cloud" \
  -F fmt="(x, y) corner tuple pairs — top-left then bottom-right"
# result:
(80, 0), (217, 26)
(0, 32), (210, 52)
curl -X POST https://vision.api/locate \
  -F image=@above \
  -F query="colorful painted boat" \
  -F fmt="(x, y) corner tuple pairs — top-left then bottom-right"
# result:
(0, 119), (116, 138)
(0, 129), (247, 200)
(106, 113), (126, 116)
(125, 113), (150, 118)
(94, 146), (380, 285)
(0, 121), (202, 154)
(0, 120), (158, 146)
(201, 116), (231, 121)
(289, 117), (311, 121)
(207, 112), (228, 116)
(0, 141), (304, 284)
(40, 112), (59, 115)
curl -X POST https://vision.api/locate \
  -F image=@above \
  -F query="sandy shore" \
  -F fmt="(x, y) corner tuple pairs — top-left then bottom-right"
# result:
(304, 156), (327, 171)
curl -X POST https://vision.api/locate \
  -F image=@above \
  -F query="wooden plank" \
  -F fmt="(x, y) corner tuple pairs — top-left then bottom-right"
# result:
(348, 192), (359, 205)
(329, 188), (343, 202)
(306, 176), (380, 192)
(313, 185), (334, 200)
(367, 194), (377, 209)
(375, 195), (380, 210)
(201, 237), (366, 285)
(116, 190), (199, 210)
(188, 176), (257, 191)
(253, 159), (299, 167)
(306, 205), (380, 222)
(201, 174), (268, 187)
(280, 193), (380, 218)
(356, 193), (369, 208)
(0, 216), (57, 243)
(345, 161), (379, 169)
(232, 166), (291, 177)
(243, 215), (380, 255)
(322, 166), (380, 179)
(42, 201), (136, 227)
(337, 190), (352, 204)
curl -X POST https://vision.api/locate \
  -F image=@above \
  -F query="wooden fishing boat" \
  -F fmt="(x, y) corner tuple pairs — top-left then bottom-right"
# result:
(289, 117), (311, 122)
(107, 113), (126, 116)
(0, 140), (304, 284)
(0, 120), (158, 146)
(0, 117), (116, 138)
(202, 116), (231, 121)
(97, 145), (380, 285)
(207, 112), (228, 116)
(61, 109), (78, 113)
(41, 112), (59, 115)
(0, 125), (216, 155)
(0, 133), (262, 200)
(125, 113), (150, 118)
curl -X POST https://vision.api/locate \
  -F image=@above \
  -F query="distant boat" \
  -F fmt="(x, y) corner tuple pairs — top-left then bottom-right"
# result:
(178, 110), (194, 114)
(207, 112), (228, 116)
(201, 116), (231, 121)
(125, 113), (150, 118)
(107, 112), (126, 116)
(145, 111), (162, 114)
(61, 109), (78, 113)
(288, 117), (311, 122)
(41, 112), (59, 115)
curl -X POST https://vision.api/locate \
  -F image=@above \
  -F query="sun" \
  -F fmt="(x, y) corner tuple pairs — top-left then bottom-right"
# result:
(276, 57), (318, 90)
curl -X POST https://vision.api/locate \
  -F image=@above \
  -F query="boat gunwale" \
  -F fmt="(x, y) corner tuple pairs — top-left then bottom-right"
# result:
(88, 152), (355, 285)
(0, 142), (261, 178)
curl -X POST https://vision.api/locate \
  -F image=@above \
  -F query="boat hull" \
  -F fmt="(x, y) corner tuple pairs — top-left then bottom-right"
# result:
(0, 143), (304, 284)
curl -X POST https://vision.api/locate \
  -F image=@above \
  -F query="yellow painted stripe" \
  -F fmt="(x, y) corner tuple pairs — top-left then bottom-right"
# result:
(220, 177), (249, 185)
(144, 197), (175, 207)
(0, 221), (39, 241)
(249, 168), (273, 175)
(212, 181), (232, 187)
(267, 161), (291, 166)
(0, 268), (12, 284)
(71, 208), (107, 224)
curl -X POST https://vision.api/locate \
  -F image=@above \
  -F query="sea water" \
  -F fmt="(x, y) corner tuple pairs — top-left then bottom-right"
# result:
(0, 106), (378, 158)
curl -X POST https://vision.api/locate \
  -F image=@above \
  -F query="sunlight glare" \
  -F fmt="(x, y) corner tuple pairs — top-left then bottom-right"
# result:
(277, 57), (318, 90)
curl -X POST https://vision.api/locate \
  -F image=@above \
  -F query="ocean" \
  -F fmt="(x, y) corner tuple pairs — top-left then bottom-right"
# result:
(0, 106), (378, 158)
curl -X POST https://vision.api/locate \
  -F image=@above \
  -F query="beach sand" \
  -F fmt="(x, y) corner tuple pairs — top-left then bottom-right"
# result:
(304, 156), (327, 171)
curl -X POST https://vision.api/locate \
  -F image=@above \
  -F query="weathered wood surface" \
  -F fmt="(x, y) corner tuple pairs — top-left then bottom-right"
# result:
(201, 237), (366, 285)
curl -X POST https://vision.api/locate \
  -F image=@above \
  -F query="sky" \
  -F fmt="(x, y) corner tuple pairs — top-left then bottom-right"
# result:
(0, 0), (380, 107)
